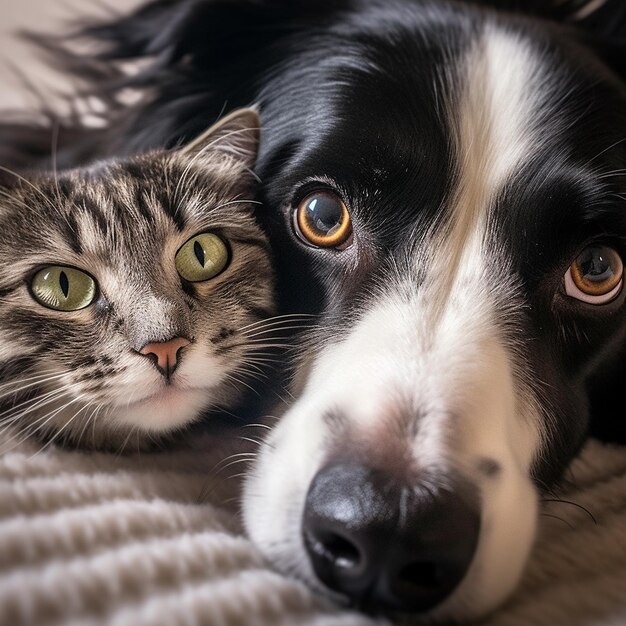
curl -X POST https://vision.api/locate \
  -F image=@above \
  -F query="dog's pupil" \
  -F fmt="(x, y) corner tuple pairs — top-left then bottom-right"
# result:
(307, 196), (341, 233)
(581, 248), (611, 281)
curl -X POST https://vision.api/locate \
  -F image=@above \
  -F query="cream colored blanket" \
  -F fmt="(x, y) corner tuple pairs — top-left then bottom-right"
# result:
(1, 430), (625, 626)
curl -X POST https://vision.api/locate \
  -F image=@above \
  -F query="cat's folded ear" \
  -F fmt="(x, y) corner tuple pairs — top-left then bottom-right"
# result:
(177, 107), (260, 170)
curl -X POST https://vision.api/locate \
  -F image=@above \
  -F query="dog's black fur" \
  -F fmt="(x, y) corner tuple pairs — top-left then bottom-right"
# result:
(2, 0), (626, 618)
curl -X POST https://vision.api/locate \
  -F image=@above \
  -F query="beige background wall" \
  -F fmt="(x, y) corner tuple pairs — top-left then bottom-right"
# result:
(0, 0), (140, 111)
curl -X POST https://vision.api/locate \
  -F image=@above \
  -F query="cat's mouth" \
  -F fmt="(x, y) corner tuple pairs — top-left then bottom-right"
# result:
(118, 385), (211, 431)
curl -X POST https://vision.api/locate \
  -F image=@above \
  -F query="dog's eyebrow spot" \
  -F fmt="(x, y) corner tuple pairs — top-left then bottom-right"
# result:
(477, 458), (501, 478)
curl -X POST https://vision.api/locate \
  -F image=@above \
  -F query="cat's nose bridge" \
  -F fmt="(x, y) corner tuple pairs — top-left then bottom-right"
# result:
(126, 292), (191, 347)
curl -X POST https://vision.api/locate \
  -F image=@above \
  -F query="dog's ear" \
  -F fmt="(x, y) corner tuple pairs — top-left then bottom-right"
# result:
(176, 107), (260, 170)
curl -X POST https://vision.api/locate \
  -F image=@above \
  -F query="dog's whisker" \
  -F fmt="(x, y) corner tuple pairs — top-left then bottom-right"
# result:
(541, 498), (597, 524)
(540, 513), (577, 530)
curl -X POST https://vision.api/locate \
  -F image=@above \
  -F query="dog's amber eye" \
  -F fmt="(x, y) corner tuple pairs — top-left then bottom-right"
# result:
(565, 245), (623, 304)
(294, 191), (352, 249)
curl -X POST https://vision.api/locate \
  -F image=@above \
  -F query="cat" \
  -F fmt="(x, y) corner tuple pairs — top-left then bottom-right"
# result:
(0, 107), (278, 451)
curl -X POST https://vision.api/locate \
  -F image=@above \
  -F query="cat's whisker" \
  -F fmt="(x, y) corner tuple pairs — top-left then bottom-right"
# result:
(0, 379), (82, 424)
(0, 189), (37, 214)
(223, 471), (252, 482)
(0, 388), (74, 429)
(232, 362), (268, 377)
(28, 393), (88, 439)
(117, 423), (139, 457)
(240, 325), (316, 340)
(201, 449), (258, 500)
(233, 373), (268, 388)
(201, 197), (262, 214)
(237, 435), (265, 447)
(0, 385), (92, 452)
(275, 387), (296, 403)
(240, 423), (273, 431)
(75, 401), (102, 449)
(241, 348), (281, 356)
(223, 372), (261, 398)
(210, 451), (257, 475)
(0, 165), (59, 215)
(50, 119), (63, 207)
(90, 403), (107, 449)
(0, 371), (68, 401)
(31, 396), (92, 457)
(0, 390), (76, 452)
(242, 340), (292, 347)
(262, 415), (283, 424)
(215, 455), (256, 474)
(243, 355), (283, 364)
(235, 313), (316, 334)
(0, 367), (64, 387)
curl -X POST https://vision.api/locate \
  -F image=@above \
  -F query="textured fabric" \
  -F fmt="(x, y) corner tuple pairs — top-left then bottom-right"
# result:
(1, 430), (625, 626)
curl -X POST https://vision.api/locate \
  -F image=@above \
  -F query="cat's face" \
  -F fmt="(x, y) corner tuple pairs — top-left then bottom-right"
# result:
(0, 109), (274, 449)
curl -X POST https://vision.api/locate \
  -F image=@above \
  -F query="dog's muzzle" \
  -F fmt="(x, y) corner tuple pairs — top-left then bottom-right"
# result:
(302, 462), (481, 613)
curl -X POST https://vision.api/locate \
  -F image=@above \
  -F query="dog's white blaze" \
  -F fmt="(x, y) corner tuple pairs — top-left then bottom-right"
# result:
(430, 27), (545, 618)
(245, 25), (547, 622)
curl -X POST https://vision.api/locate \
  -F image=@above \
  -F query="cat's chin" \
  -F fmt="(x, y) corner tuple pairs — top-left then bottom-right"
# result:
(116, 386), (212, 433)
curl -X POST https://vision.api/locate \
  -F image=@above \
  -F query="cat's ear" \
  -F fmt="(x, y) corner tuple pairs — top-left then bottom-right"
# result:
(177, 107), (260, 170)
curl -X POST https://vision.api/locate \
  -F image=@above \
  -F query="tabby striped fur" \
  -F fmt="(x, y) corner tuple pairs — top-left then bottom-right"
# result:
(0, 108), (276, 451)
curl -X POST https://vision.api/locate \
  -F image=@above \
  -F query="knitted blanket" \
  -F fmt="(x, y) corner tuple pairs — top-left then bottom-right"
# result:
(1, 429), (625, 626)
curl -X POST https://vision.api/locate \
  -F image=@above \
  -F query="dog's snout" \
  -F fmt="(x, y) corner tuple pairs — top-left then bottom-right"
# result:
(302, 463), (480, 614)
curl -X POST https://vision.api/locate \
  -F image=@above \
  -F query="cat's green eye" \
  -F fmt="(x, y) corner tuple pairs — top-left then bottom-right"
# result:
(31, 266), (97, 311)
(175, 233), (229, 282)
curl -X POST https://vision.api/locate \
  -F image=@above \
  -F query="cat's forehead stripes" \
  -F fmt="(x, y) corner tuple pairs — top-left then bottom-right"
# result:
(10, 157), (245, 258)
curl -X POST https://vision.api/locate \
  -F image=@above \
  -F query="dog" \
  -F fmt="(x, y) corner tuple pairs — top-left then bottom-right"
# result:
(3, 0), (626, 621)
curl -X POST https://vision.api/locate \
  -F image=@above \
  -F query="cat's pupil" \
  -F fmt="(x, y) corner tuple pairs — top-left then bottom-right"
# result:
(194, 240), (205, 267)
(59, 271), (70, 298)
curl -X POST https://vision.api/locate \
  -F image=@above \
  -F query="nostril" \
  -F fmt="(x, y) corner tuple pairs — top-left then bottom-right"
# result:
(312, 530), (362, 570)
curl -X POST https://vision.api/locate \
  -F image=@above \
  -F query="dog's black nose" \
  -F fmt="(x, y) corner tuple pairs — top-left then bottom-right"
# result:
(302, 463), (480, 614)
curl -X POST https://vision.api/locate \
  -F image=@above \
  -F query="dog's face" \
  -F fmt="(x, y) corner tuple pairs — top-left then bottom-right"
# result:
(34, 0), (626, 620)
(239, 2), (626, 621)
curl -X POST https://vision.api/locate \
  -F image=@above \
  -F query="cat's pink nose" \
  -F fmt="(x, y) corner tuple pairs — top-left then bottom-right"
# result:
(139, 337), (190, 379)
